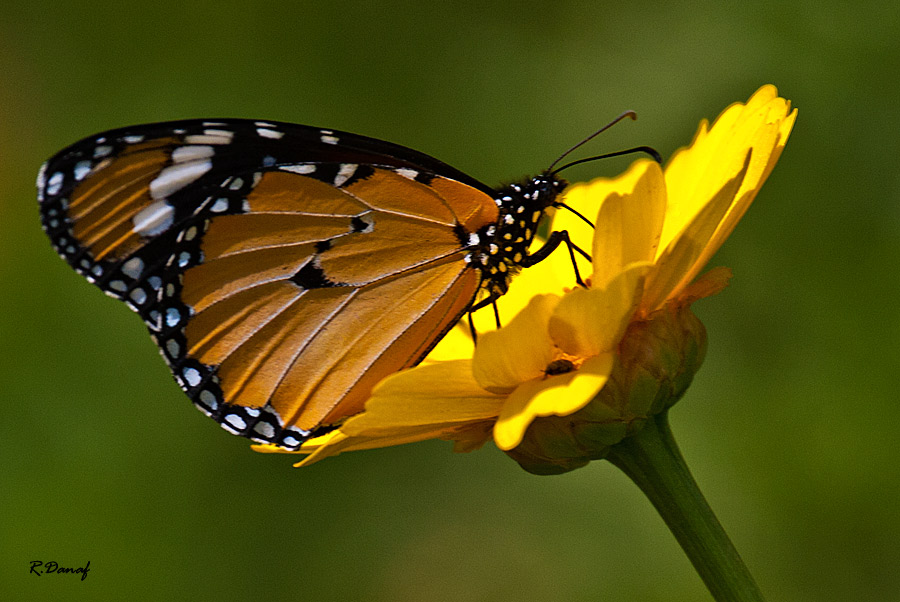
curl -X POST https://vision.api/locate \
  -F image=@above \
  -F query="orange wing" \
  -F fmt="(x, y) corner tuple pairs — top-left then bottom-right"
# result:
(38, 119), (561, 450)
(166, 167), (497, 445)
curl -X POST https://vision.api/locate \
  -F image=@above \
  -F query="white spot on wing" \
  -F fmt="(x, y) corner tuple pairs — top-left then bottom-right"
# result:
(320, 134), (339, 145)
(334, 163), (357, 187)
(73, 161), (91, 181)
(281, 164), (316, 175)
(254, 422), (275, 438)
(257, 128), (284, 139)
(121, 256), (144, 279)
(47, 172), (63, 196)
(199, 389), (218, 410)
(183, 367), (202, 387)
(166, 308), (181, 327)
(395, 168), (418, 180)
(36, 162), (48, 200)
(149, 160), (212, 200)
(210, 198), (229, 213)
(133, 200), (174, 236)
(224, 414), (247, 431)
(129, 288), (148, 305)
(94, 145), (113, 158)
(203, 129), (234, 139)
(184, 132), (232, 145)
(172, 145), (215, 163)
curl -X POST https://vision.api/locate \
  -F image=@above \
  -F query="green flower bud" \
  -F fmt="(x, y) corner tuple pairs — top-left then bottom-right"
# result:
(505, 304), (708, 475)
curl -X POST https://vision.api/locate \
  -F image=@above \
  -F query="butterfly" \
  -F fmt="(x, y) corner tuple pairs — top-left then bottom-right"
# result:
(37, 117), (649, 450)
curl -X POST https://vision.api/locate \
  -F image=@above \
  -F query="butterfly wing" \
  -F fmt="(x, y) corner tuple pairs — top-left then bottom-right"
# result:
(38, 120), (500, 448)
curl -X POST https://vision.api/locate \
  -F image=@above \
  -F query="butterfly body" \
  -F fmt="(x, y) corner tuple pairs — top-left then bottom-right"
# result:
(37, 119), (566, 449)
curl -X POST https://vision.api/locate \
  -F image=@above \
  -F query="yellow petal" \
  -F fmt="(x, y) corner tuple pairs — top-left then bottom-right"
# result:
(493, 353), (615, 450)
(423, 322), (475, 363)
(591, 160), (666, 289)
(294, 424), (490, 467)
(692, 104), (797, 272)
(642, 151), (751, 311)
(548, 262), (652, 356)
(554, 162), (656, 281)
(289, 360), (507, 466)
(472, 294), (560, 392)
(660, 85), (794, 255)
(549, 185), (603, 279)
(677, 266), (733, 304)
(348, 360), (505, 433)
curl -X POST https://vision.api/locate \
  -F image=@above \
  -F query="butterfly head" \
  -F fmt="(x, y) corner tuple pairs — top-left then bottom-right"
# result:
(467, 173), (568, 296)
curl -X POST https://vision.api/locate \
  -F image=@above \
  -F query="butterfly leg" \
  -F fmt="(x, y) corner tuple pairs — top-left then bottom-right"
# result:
(523, 230), (592, 287)
(467, 290), (506, 343)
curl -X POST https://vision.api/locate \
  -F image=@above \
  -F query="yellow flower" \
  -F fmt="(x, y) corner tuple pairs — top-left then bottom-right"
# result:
(255, 85), (796, 469)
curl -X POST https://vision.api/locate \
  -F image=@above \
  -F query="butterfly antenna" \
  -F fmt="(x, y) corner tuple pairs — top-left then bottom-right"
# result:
(551, 145), (662, 176)
(547, 111), (638, 173)
(554, 202), (594, 228)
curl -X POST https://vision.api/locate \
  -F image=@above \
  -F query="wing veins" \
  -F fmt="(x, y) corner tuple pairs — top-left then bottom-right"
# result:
(278, 261), (471, 424)
(216, 288), (316, 402)
(337, 185), (460, 228)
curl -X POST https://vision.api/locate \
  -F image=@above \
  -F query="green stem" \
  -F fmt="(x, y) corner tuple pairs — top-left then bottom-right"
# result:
(606, 411), (766, 602)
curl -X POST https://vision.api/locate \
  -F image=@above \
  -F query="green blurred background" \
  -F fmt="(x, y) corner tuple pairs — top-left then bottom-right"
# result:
(2, 1), (898, 600)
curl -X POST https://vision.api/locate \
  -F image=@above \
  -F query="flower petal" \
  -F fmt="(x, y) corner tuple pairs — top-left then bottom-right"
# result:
(350, 360), (506, 432)
(292, 424), (492, 467)
(423, 322), (475, 363)
(660, 85), (795, 256)
(693, 102), (797, 272)
(549, 262), (652, 356)
(548, 186), (603, 279)
(493, 353), (615, 450)
(282, 360), (507, 465)
(642, 151), (751, 311)
(472, 294), (560, 392)
(591, 160), (666, 289)
(677, 266), (733, 305)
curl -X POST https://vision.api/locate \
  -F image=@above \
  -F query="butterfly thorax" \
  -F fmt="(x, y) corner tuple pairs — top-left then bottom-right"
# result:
(466, 173), (567, 296)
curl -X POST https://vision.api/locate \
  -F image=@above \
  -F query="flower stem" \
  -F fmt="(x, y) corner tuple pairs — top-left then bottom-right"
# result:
(606, 411), (766, 602)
